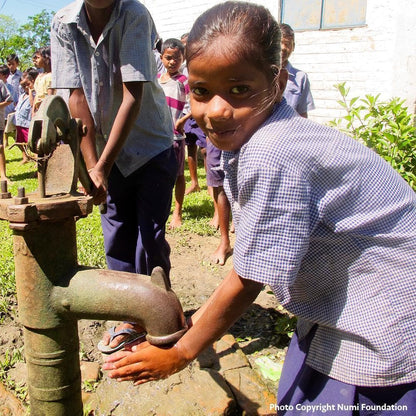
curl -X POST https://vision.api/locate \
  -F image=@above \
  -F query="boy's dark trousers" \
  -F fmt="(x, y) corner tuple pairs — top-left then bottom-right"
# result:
(101, 146), (177, 283)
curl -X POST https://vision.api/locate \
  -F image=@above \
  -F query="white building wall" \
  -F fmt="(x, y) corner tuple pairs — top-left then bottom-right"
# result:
(142, 0), (416, 125)
(291, 0), (416, 124)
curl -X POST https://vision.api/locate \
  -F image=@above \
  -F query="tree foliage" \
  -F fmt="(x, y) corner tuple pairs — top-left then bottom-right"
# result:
(0, 14), (19, 60)
(0, 10), (54, 68)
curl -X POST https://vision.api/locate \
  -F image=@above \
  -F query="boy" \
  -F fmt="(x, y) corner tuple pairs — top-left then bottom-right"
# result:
(51, 0), (176, 286)
(158, 38), (191, 229)
(0, 76), (12, 182)
(279, 23), (315, 118)
(0, 64), (18, 148)
(0, 65), (18, 120)
(6, 54), (22, 96)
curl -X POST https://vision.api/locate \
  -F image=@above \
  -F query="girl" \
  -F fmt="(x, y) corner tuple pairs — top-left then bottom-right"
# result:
(31, 46), (54, 114)
(102, 2), (416, 414)
(14, 68), (38, 163)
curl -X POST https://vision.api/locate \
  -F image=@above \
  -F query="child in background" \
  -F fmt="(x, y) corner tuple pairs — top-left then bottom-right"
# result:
(206, 140), (232, 266)
(0, 65), (18, 127)
(32, 46), (54, 114)
(180, 33), (207, 196)
(279, 23), (315, 118)
(183, 117), (207, 195)
(5, 54), (22, 148)
(0, 77), (12, 182)
(14, 69), (38, 164)
(103, 2), (416, 414)
(6, 54), (22, 94)
(158, 38), (191, 229)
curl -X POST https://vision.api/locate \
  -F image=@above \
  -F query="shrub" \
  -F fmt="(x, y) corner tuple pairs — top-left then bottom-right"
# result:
(329, 82), (416, 190)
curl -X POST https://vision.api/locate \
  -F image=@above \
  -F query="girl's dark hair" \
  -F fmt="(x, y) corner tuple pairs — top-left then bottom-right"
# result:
(186, 1), (281, 73)
(0, 64), (10, 77)
(23, 67), (39, 82)
(34, 46), (52, 68)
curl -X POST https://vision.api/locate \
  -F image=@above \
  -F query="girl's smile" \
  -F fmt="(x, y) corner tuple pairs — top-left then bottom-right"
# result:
(188, 42), (286, 151)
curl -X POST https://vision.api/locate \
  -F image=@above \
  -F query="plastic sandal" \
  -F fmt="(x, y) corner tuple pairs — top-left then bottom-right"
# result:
(97, 326), (146, 354)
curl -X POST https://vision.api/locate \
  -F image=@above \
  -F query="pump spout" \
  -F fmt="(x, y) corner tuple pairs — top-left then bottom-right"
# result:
(51, 266), (188, 345)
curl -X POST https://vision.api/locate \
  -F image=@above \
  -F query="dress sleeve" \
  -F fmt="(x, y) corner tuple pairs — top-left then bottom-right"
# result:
(233, 159), (311, 288)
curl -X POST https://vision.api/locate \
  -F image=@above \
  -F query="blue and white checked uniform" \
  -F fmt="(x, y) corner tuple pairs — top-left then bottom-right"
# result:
(223, 100), (416, 387)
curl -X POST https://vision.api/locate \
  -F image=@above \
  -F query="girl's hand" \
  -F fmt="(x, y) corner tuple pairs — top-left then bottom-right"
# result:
(102, 342), (190, 385)
(87, 165), (108, 205)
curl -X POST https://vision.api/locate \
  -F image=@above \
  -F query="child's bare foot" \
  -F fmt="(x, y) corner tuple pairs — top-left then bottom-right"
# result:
(169, 212), (183, 229)
(211, 243), (233, 266)
(185, 184), (200, 195)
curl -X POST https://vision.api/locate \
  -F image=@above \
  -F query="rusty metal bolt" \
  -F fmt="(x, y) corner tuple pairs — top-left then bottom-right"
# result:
(14, 186), (29, 205)
(0, 180), (11, 199)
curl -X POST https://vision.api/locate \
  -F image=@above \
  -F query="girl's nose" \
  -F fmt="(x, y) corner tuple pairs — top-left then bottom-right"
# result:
(206, 95), (232, 120)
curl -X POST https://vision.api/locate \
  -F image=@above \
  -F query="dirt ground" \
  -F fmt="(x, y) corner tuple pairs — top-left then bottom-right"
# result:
(0, 228), (292, 403)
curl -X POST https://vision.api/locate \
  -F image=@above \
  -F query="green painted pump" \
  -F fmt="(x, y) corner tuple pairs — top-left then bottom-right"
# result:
(0, 96), (187, 416)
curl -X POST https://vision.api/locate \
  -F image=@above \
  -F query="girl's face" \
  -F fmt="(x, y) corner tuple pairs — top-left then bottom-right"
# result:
(188, 41), (286, 151)
(20, 76), (34, 92)
(33, 54), (43, 69)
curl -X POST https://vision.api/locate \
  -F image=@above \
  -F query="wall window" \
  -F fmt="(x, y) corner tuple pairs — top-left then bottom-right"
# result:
(280, 0), (367, 30)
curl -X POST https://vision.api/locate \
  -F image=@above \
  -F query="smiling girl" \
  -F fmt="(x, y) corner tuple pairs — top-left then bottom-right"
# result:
(103, 3), (416, 414)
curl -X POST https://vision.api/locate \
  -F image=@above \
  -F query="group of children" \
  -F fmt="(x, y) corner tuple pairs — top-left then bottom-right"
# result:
(0, 48), (53, 182)
(49, 1), (415, 414)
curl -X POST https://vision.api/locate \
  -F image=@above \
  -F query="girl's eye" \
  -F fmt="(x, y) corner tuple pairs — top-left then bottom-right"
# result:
(230, 85), (250, 95)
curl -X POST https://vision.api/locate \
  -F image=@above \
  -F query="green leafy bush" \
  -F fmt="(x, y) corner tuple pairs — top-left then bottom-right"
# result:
(329, 82), (416, 190)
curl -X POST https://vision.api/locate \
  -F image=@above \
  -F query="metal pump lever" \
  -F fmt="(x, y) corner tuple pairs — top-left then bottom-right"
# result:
(28, 95), (106, 213)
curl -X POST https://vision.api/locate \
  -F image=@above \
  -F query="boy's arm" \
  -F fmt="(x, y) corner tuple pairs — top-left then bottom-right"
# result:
(0, 100), (12, 108)
(102, 268), (263, 384)
(69, 88), (98, 171)
(69, 81), (144, 204)
(94, 81), (143, 178)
